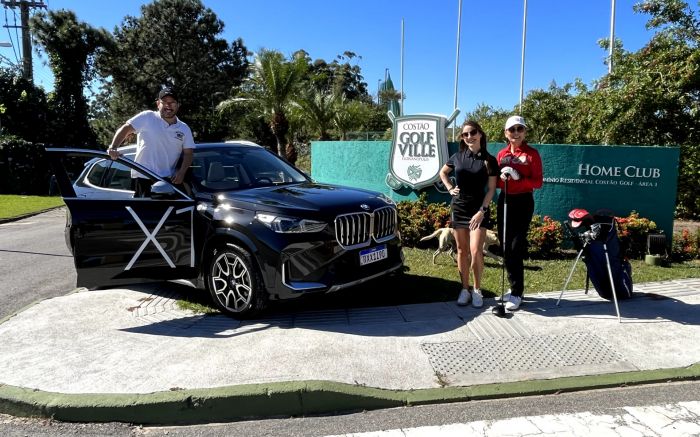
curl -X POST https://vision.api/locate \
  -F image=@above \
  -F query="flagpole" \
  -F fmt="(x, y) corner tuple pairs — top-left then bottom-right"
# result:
(400, 18), (405, 116)
(452, 0), (463, 140)
(608, 0), (616, 74)
(519, 0), (528, 115)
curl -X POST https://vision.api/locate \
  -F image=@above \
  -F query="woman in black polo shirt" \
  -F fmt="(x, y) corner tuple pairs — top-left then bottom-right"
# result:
(439, 120), (498, 308)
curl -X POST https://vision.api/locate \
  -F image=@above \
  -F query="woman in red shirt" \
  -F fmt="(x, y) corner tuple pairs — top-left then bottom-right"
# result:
(494, 115), (543, 311)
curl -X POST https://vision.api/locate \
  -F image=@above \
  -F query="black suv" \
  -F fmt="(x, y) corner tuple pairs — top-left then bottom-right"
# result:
(47, 142), (403, 318)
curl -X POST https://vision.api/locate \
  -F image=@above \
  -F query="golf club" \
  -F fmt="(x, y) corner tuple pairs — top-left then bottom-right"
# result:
(493, 174), (508, 318)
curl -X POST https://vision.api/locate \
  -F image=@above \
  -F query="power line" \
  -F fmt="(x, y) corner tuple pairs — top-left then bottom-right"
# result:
(12, 7), (20, 63)
(1, 0), (47, 81)
(3, 7), (19, 63)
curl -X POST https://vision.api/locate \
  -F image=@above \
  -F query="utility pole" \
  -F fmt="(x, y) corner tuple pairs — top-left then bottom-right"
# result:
(1, 0), (47, 81)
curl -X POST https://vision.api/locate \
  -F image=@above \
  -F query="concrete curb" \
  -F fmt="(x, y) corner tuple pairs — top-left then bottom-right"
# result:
(1, 363), (698, 424)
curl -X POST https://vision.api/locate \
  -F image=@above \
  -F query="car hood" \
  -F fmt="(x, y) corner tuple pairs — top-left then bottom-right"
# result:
(207, 182), (393, 214)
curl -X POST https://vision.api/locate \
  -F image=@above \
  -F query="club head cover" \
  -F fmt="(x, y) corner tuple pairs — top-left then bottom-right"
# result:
(500, 166), (521, 181)
(568, 208), (593, 228)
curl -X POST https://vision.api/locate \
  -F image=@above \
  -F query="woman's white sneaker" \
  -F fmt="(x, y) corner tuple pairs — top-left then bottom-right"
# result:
(457, 288), (471, 306)
(505, 295), (522, 311)
(495, 290), (511, 303)
(471, 289), (483, 308)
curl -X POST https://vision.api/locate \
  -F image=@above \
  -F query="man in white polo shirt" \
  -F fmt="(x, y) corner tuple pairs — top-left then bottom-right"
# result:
(107, 88), (195, 197)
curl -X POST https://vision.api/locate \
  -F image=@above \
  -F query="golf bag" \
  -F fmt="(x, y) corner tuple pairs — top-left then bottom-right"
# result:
(567, 211), (634, 301)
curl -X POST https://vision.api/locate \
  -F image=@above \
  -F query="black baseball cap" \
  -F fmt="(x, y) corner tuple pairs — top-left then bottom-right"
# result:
(157, 87), (178, 101)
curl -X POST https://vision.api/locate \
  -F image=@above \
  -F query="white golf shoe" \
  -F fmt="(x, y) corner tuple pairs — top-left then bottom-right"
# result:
(471, 289), (483, 308)
(457, 288), (471, 306)
(505, 295), (522, 311)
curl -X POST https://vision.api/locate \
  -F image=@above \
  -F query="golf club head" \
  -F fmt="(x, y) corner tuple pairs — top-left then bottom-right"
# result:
(492, 304), (508, 318)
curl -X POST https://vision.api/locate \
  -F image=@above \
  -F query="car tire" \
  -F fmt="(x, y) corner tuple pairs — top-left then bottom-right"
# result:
(205, 243), (266, 318)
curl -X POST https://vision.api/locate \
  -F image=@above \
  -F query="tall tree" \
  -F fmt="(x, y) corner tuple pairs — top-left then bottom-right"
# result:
(0, 66), (49, 142)
(292, 89), (336, 140)
(31, 10), (110, 146)
(218, 49), (307, 157)
(304, 51), (369, 100)
(462, 104), (510, 144)
(98, 0), (248, 140)
(364, 103), (393, 137)
(566, 0), (700, 217)
(520, 82), (574, 145)
(333, 96), (372, 140)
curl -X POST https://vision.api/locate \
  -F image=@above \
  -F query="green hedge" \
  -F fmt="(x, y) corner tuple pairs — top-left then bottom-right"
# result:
(0, 137), (51, 195)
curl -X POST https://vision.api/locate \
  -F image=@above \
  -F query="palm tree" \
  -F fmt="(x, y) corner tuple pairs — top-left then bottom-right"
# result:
(292, 89), (337, 140)
(333, 96), (372, 140)
(218, 49), (306, 157)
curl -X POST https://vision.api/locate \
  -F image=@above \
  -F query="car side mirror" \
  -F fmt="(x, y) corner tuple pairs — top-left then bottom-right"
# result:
(150, 181), (178, 200)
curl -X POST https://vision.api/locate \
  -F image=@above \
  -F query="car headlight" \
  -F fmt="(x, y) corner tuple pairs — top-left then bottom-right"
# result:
(255, 213), (327, 233)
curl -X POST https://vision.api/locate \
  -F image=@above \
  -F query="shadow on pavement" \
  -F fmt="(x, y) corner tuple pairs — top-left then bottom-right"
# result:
(525, 292), (700, 325)
(117, 274), (480, 338)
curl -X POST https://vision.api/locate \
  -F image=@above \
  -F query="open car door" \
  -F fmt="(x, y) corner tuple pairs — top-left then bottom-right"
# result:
(45, 148), (198, 289)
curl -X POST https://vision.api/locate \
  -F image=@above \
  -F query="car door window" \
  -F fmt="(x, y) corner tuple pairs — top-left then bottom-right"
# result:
(105, 161), (133, 190)
(83, 155), (144, 192)
(85, 159), (110, 187)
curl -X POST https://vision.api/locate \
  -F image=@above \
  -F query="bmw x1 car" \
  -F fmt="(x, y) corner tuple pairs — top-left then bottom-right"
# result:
(46, 142), (403, 318)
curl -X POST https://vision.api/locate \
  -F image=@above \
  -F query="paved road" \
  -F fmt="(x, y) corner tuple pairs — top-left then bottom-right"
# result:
(0, 208), (76, 319)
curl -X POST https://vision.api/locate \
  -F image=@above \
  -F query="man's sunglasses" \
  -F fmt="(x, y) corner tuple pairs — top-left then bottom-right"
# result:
(461, 129), (478, 138)
(507, 126), (525, 133)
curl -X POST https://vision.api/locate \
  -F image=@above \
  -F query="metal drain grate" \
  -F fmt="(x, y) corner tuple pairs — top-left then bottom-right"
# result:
(422, 332), (623, 375)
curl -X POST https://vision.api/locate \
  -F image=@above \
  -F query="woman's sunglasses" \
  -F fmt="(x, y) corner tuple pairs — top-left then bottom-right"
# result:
(507, 125), (525, 133)
(461, 129), (478, 138)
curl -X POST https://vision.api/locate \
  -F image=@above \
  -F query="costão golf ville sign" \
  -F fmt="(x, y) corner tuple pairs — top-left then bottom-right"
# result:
(386, 113), (458, 190)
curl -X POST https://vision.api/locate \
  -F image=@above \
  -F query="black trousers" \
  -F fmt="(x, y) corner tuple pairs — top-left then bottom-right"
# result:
(131, 178), (154, 198)
(497, 192), (534, 297)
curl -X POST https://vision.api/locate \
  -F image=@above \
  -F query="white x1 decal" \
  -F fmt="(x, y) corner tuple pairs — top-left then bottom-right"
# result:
(124, 206), (175, 270)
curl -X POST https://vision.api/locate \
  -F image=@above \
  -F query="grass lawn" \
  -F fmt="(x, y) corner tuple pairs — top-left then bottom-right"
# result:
(0, 195), (65, 220)
(400, 247), (700, 298)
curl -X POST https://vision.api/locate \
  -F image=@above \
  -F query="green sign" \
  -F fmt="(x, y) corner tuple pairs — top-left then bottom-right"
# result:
(530, 143), (680, 238)
(311, 141), (680, 237)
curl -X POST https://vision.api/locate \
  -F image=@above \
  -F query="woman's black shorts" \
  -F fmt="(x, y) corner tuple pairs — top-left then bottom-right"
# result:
(450, 197), (492, 230)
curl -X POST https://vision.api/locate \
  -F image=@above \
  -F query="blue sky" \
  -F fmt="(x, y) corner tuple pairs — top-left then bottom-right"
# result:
(3, 0), (659, 117)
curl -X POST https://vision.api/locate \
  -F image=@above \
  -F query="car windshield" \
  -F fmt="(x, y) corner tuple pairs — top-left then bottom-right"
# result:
(190, 146), (308, 192)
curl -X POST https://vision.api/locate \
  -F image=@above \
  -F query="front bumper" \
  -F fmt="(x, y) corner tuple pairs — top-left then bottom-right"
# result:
(272, 237), (403, 300)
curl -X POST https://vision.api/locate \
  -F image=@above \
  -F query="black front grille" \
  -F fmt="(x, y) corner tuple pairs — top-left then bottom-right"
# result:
(334, 206), (397, 249)
(373, 206), (397, 242)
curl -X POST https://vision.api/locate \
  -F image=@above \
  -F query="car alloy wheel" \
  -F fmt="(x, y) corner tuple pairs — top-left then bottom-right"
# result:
(206, 244), (265, 317)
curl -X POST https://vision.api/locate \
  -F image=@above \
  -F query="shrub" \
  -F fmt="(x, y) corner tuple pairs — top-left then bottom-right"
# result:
(0, 137), (51, 195)
(616, 211), (658, 259)
(396, 197), (666, 262)
(527, 215), (564, 258)
(671, 228), (700, 261)
(396, 193), (450, 247)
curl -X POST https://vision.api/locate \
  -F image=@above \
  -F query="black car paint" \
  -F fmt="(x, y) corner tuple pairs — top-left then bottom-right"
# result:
(46, 144), (402, 314)
(192, 182), (401, 300)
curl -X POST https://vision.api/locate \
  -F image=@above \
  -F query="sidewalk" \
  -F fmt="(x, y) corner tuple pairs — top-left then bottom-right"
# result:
(0, 279), (699, 424)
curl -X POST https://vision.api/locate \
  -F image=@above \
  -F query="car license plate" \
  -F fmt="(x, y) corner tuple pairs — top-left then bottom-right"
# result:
(359, 244), (387, 266)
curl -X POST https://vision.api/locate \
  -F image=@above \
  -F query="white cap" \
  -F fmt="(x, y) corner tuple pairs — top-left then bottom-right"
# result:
(505, 115), (527, 130)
